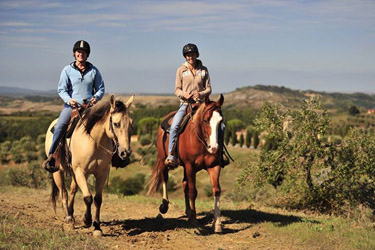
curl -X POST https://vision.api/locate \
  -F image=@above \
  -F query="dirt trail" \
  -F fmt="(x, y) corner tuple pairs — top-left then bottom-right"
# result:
(0, 187), (307, 250)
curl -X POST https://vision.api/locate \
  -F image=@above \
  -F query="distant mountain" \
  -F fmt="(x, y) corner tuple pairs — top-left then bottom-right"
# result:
(0, 86), (56, 97)
(222, 85), (375, 112)
(1, 85), (375, 112)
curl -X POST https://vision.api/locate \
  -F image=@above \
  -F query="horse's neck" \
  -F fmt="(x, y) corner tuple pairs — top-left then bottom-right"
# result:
(89, 120), (109, 143)
(190, 112), (204, 138)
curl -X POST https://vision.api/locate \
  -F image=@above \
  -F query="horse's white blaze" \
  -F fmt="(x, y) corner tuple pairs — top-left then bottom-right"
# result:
(208, 111), (222, 154)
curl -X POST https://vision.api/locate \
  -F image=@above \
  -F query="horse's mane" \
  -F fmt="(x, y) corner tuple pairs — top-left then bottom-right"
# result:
(192, 101), (217, 123)
(80, 99), (127, 134)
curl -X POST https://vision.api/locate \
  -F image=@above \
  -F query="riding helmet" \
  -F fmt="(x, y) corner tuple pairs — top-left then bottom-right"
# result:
(182, 43), (199, 57)
(73, 40), (90, 56)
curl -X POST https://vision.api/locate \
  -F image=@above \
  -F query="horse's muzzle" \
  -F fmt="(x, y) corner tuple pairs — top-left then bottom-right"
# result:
(118, 148), (132, 160)
(208, 144), (218, 154)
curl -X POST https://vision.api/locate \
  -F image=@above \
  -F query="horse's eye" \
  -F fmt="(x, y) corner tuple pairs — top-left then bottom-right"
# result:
(113, 122), (120, 128)
(204, 120), (209, 124)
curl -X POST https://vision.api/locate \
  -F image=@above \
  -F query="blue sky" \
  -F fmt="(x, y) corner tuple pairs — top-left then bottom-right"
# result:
(0, 0), (374, 94)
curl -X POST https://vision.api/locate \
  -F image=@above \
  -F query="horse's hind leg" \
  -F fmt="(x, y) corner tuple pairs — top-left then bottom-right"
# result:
(159, 159), (170, 214)
(207, 165), (222, 233)
(67, 176), (78, 224)
(74, 169), (93, 228)
(52, 171), (70, 223)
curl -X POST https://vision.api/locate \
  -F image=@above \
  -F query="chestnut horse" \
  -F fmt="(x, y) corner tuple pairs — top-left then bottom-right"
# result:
(148, 94), (225, 233)
(45, 95), (133, 236)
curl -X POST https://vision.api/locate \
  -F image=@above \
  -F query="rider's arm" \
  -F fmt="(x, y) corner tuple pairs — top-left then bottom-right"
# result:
(92, 67), (105, 101)
(57, 67), (72, 105)
(175, 68), (184, 99)
(197, 68), (211, 98)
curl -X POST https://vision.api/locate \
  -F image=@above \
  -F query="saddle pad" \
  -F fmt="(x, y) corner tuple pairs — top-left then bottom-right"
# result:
(160, 112), (176, 133)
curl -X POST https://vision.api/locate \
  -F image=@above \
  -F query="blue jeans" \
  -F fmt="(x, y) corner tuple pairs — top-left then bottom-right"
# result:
(49, 106), (72, 155)
(168, 104), (188, 158)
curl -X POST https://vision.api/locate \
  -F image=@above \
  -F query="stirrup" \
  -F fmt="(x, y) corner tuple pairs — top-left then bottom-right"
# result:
(43, 154), (59, 173)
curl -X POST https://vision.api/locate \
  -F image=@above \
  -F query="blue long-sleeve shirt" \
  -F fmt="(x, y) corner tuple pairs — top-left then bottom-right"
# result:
(57, 61), (105, 105)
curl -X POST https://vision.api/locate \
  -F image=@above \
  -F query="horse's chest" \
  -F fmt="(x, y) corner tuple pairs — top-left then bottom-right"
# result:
(195, 154), (218, 168)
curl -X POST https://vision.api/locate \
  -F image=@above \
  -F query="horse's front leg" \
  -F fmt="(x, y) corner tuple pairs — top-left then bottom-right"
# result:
(92, 171), (109, 237)
(182, 170), (191, 216)
(74, 169), (93, 228)
(207, 165), (222, 233)
(185, 164), (198, 224)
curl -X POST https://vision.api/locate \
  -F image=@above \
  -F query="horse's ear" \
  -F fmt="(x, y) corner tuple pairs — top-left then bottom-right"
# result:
(110, 95), (115, 110)
(204, 95), (210, 105)
(125, 95), (134, 109)
(217, 94), (224, 107)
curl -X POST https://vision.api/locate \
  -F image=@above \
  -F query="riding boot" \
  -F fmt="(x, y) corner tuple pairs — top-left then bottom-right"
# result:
(164, 154), (178, 170)
(43, 154), (60, 173)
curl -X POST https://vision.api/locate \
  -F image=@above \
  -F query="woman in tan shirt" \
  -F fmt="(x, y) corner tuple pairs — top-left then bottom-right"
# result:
(165, 43), (212, 167)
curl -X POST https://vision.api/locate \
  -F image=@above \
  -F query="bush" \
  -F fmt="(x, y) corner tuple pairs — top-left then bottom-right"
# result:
(240, 98), (375, 215)
(0, 161), (49, 188)
(239, 134), (244, 147)
(203, 184), (213, 197)
(108, 173), (146, 196)
(139, 134), (152, 146)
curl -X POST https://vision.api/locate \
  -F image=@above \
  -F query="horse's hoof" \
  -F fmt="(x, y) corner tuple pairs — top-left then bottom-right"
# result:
(64, 216), (74, 224)
(159, 199), (169, 214)
(83, 218), (92, 228)
(214, 223), (223, 233)
(93, 230), (103, 237)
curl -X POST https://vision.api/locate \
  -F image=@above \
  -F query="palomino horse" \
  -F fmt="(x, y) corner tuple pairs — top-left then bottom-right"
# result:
(45, 95), (133, 236)
(148, 94), (225, 233)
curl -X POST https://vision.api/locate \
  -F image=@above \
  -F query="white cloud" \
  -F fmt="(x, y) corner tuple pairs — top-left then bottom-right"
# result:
(0, 22), (33, 27)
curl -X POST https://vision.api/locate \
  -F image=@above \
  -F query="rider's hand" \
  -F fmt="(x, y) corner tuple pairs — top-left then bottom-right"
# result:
(69, 98), (77, 107)
(183, 93), (192, 100)
(192, 93), (200, 101)
(89, 97), (97, 105)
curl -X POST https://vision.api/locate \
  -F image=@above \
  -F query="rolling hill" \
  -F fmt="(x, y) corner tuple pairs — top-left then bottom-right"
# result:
(1, 85), (375, 114)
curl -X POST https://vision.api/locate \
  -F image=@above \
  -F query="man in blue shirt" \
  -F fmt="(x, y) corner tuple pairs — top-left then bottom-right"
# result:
(43, 40), (105, 173)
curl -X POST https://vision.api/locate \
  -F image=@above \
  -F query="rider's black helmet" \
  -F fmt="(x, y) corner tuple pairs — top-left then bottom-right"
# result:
(183, 43), (199, 57)
(73, 40), (90, 56)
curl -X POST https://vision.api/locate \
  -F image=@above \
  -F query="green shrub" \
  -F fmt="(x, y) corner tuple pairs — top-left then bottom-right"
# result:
(139, 134), (152, 146)
(239, 98), (375, 215)
(0, 161), (49, 188)
(203, 184), (213, 197)
(108, 173), (146, 196)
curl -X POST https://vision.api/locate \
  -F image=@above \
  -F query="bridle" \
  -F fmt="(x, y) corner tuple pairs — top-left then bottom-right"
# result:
(76, 103), (120, 156)
(109, 113), (119, 155)
(192, 104), (222, 152)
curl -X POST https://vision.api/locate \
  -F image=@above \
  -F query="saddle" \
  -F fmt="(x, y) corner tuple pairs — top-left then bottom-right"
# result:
(50, 108), (84, 138)
(161, 103), (200, 134)
(160, 103), (200, 161)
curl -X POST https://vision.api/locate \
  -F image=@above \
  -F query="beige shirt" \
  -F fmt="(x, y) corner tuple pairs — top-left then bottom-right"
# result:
(175, 60), (211, 104)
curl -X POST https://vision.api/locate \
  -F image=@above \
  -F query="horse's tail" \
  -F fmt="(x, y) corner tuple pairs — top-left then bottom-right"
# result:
(147, 157), (162, 195)
(50, 175), (59, 212)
